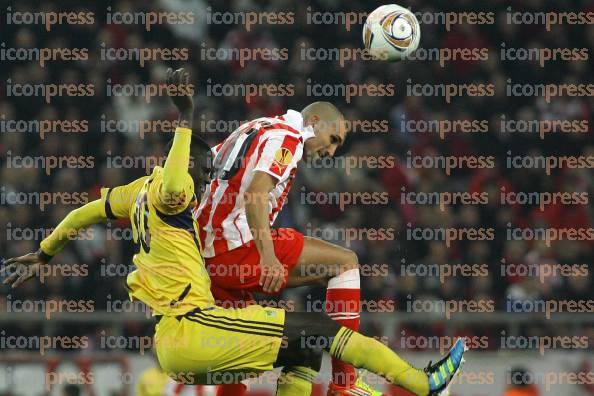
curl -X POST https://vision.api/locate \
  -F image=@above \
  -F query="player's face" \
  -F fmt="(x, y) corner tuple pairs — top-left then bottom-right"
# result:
(189, 148), (212, 199)
(304, 118), (347, 161)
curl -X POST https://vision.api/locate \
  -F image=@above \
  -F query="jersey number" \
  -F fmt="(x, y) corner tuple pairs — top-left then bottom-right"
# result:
(133, 191), (151, 253)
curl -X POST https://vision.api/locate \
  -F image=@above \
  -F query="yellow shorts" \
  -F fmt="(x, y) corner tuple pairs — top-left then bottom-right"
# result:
(154, 305), (286, 385)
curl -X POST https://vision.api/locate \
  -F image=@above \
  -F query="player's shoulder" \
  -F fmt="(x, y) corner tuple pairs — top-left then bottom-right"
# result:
(257, 118), (303, 145)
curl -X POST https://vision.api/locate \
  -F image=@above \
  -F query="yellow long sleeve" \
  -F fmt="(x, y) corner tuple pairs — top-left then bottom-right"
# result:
(39, 199), (106, 259)
(162, 127), (192, 195)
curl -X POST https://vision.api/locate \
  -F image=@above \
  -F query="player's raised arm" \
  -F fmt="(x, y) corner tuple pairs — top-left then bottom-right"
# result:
(161, 68), (194, 206)
(1, 199), (107, 288)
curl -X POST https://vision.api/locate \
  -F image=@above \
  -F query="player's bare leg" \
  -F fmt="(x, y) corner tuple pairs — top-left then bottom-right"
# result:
(286, 237), (379, 395)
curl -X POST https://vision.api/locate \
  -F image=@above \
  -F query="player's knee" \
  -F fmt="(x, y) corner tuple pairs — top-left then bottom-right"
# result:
(299, 346), (323, 372)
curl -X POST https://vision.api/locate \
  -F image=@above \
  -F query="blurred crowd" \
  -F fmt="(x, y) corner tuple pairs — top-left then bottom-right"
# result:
(0, 0), (592, 354)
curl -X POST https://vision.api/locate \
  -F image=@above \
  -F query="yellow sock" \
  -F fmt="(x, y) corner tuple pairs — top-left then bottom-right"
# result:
(275, 366), (317, 396)
(330, 327), (429, 396)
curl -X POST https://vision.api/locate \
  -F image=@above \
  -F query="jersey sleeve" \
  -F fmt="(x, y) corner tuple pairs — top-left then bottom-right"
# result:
(252, 134), (301, 180)
(148, 168), (195, 215)
(100, 176), (149, 220)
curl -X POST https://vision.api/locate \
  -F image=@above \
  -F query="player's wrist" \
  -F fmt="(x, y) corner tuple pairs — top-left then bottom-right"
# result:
(36, 248), (53, 264)
(177, 109), (193, 129)
(259, 243), (276, 258)
(175, 126), (192, 134)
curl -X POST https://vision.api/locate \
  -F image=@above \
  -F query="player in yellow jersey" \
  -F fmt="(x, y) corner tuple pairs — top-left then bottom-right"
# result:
(2, 68), (467, 396)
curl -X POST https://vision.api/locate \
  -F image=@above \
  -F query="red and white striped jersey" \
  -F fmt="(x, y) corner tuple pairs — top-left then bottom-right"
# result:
(194, 110), (314, 258)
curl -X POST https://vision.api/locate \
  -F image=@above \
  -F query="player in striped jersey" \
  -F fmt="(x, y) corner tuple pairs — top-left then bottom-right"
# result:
(2, 68), (467, 396)
(195, 103), (386, 395)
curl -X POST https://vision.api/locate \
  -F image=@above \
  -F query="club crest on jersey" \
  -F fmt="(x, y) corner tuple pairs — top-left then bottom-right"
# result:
(271, 147), (293, 175)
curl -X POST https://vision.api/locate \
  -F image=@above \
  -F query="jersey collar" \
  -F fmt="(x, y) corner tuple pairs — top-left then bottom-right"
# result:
(282, 109), (315, 141)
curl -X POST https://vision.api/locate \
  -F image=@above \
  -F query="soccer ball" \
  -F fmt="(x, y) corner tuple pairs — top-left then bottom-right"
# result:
(362, 4), (420, 61)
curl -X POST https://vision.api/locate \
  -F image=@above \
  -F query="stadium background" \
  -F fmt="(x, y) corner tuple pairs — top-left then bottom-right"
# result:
(0, 0), (593, 395)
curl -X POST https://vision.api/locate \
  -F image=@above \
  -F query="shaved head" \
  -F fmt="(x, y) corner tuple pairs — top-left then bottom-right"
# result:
(301, 101), (344, 125)
(300, 102), (347, 161)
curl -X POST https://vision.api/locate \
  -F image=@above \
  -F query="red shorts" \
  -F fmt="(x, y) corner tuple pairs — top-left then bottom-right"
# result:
(206, 228), (305, 306)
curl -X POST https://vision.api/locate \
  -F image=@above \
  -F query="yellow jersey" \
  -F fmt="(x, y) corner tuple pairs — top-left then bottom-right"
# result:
(101, 166), (215, 316)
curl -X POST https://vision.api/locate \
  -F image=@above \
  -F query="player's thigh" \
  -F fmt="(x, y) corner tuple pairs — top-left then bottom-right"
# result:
(286, 237), (358, 287)
(155, 306), (286, 384)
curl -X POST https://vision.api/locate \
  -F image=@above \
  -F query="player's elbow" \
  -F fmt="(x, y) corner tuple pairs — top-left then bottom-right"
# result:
(162, 179), (184, 196)
(162, 171), (188, 198)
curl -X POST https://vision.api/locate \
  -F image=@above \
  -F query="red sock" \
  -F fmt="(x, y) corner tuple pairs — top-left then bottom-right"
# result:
(325, 268), (361, 388)
(216, 383), (246, 396)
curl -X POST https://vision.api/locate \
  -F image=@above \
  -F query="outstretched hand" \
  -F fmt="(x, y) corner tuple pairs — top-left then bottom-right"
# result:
(1, 251), (46, 288)
(166, 67), (194, 122)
